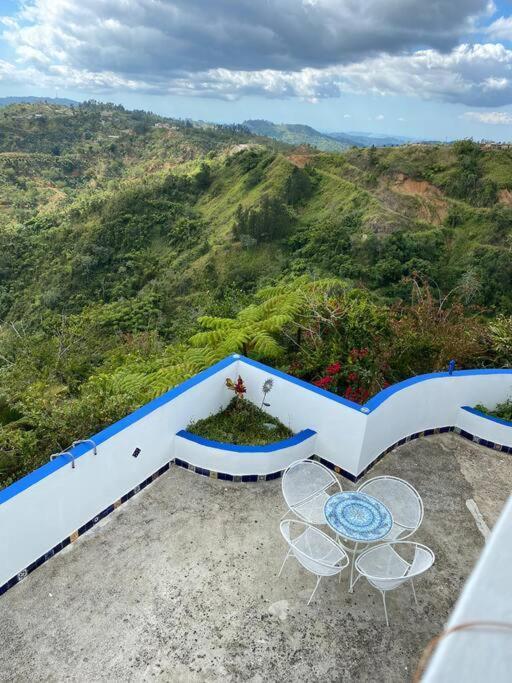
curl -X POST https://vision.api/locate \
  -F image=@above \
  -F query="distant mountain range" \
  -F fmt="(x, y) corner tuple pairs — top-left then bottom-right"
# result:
(0, 99), (425, 149)
(0, 96), (78, 108)
(243, 119), (422, 149)
(327, 130), (418, 147)
(243, 119), (354, 151)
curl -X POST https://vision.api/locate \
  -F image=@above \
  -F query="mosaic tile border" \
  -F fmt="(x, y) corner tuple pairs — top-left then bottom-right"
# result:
(314, 425), (511, 483)
(2, 425), (510, 599)
(174, 458), (283, 482)
(176, 424), (511, 485)
(0, 462), (171, 598)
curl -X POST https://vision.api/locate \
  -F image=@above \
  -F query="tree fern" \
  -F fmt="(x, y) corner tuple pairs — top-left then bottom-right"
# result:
(87, 276), (346, 406)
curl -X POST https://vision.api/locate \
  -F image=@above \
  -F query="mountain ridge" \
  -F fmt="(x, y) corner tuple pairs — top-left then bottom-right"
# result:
(243, 118), (427, 150)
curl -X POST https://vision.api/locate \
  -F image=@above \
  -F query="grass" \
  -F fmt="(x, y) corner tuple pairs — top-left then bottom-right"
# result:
(187, 397), (294, 445)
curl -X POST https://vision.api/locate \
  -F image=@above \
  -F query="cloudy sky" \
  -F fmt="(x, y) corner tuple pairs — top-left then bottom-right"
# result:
(2, 0), (512, 139)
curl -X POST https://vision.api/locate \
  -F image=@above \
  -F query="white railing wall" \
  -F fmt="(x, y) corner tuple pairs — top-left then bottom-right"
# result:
(0, 359), (237, 588)
(456, 406), (512, 447)
(237, 358), (512, 476)
(423, 494), (512, 682)
(359, 372), (512, 473)
(175, 429), (317, 476)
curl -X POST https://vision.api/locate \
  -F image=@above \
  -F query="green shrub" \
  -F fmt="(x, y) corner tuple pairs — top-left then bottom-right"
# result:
(187, 397), (293, 445)
(474, 399), (512, 422)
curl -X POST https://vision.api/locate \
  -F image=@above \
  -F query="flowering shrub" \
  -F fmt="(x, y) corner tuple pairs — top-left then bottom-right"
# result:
(308, 347), (390, 404)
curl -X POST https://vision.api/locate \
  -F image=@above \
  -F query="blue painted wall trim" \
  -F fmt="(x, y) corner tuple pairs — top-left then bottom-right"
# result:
(0, 355), (237, 507)
(461, 405), (512, 428)
(364, 368), (512, 412)
(176, 428), (316, 453)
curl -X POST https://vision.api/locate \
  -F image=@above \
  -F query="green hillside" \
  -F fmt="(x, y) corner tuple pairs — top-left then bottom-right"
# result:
(243, 119), (356, 151)
(0, 102), (511, 488)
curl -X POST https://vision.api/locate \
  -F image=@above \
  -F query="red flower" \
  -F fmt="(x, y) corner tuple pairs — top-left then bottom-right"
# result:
(326, 362), (341, 376)
(313, 376), (333, 388)
(382, 381), (390, 389)
(348, 371), (359, 382)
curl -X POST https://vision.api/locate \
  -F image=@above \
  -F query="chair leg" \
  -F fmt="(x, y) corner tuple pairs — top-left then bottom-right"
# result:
(381, 591), (390, 627)
(278, 549), (291, 577)
(410, 579), (418, 606)
(307, 576), (322, 605)
(350, 572), (361, 592)
(349, 542), (359, 593)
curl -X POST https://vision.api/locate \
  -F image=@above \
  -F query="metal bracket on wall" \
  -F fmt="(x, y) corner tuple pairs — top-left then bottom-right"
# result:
(72, 438), (98, 455)
(49, 451), (76, 469)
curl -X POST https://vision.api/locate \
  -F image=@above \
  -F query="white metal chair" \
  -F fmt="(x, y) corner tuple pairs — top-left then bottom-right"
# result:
(357, 475), (423, 541)
(354, 541), (435, 626)
(279, 519), (350, 604)
(281, 458), (342, 524)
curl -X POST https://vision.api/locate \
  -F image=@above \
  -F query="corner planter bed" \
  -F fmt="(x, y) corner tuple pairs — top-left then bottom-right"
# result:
(174, 396), (317, 477)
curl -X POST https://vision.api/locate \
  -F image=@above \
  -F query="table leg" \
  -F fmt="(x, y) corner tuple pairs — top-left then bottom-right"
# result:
(349, 542), (358, 593)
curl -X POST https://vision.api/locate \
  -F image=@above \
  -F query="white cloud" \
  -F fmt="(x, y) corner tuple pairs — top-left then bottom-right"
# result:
(0, 1), (511, 108)
(376, 114), (385, 120)
(486, 16), (512, 40)
(3, 0), (490, 75)
(343, 113), (351, 118)
(462, 110), (512, 123)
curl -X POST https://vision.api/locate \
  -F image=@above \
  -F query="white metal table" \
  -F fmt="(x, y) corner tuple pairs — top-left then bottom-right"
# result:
(324, 491), (393, 591)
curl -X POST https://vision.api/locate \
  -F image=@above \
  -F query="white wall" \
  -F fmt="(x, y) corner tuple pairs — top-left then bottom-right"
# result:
(238, 361), (512, 477)
(238, 360), (367, 475)
(423, 495), (512, 682)
(359, 372), (512, 474)
(1, 355), (511, 591)
(0, 362), (237, 588)
(175, 431), (317, 476)
(456, 407), (512, 447)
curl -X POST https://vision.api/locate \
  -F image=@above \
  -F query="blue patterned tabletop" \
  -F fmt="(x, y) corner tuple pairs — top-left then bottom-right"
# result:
(324, 491), (393, 542)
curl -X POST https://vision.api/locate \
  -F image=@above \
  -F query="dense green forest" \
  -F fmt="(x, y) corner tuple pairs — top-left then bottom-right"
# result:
(0, 101), (511, 488)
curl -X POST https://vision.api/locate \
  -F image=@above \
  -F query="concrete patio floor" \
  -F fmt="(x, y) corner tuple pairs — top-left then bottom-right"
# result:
(0, 433), (511, 682)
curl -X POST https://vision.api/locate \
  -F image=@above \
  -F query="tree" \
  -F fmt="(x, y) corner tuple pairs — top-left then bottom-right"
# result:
(195, 162), (211, 190)
(233, 194), (293, 243)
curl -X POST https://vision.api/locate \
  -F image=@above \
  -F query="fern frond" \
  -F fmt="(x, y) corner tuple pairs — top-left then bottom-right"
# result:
(188, 329), (229, 347)
(251, 331), (284, 357)
(197, 316), (236, 330)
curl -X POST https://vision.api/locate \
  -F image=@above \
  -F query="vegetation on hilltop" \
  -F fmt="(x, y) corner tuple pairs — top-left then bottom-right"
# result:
(0, 103), (511, 488)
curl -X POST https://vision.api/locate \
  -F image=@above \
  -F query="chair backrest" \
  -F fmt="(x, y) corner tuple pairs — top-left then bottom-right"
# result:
(408, 544), (435, 577)
(356, 541), (435, 592)
(282, 459), (340, 511)
(358, 476), (423, 539)
(280, 519), (349, 577)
